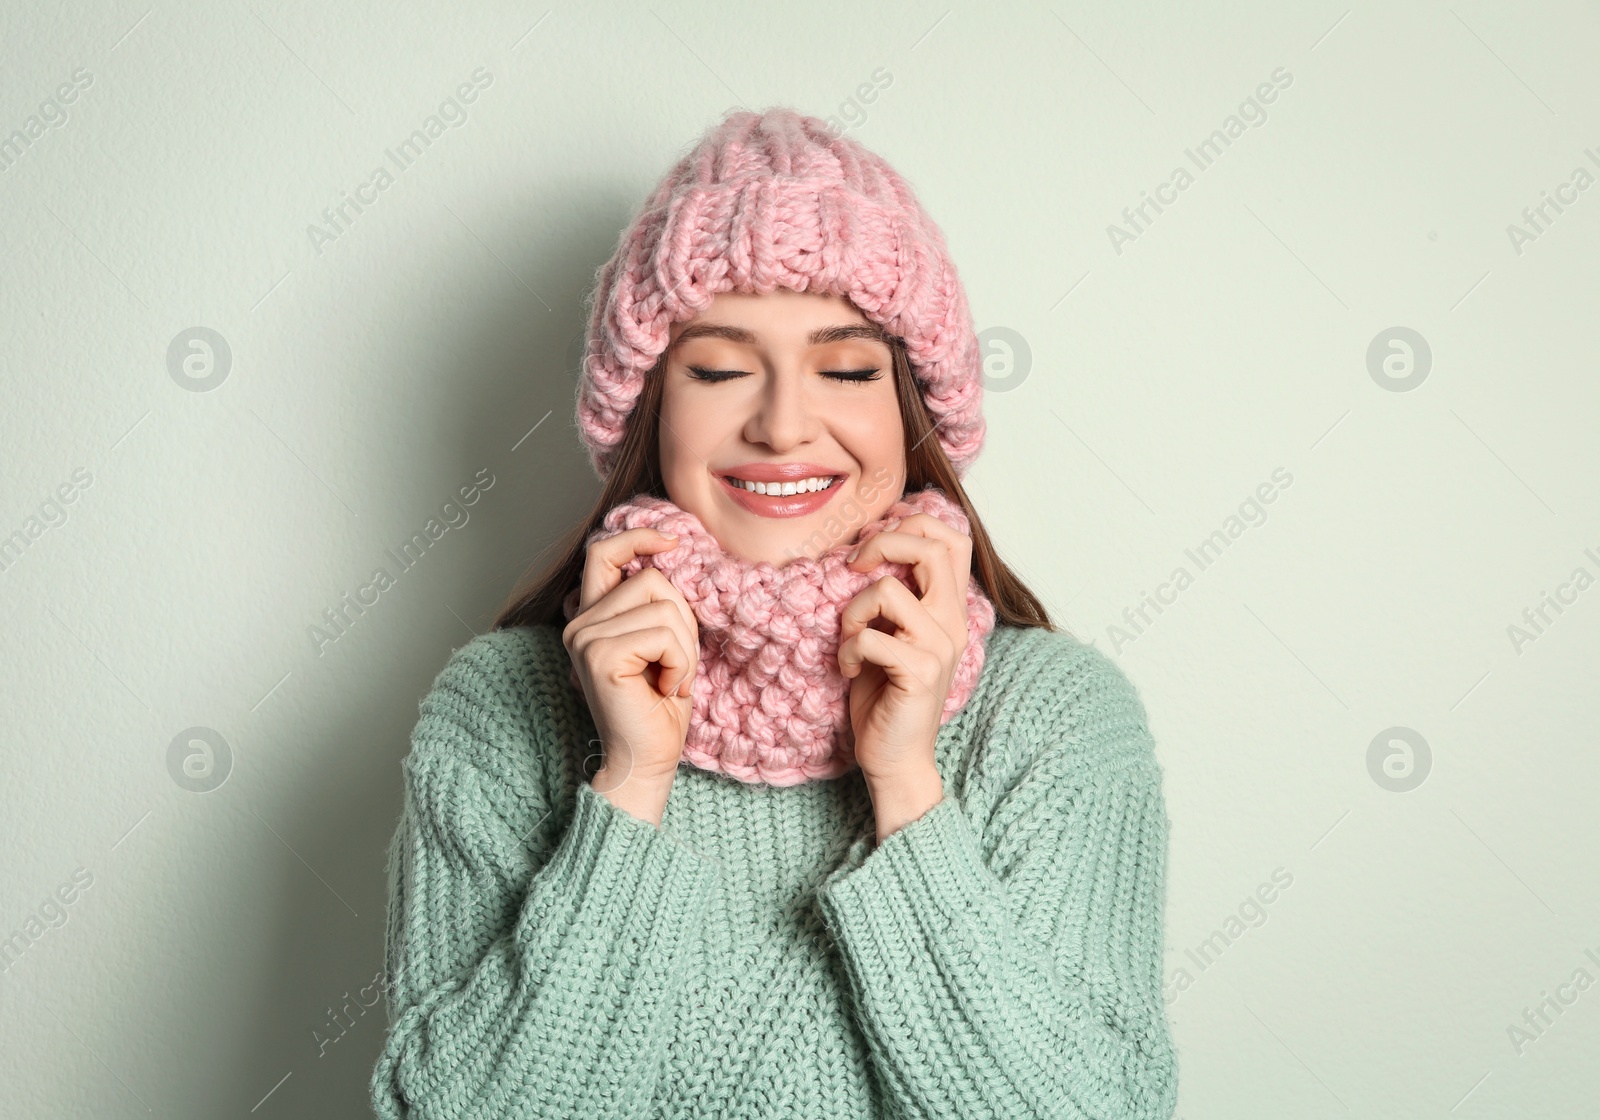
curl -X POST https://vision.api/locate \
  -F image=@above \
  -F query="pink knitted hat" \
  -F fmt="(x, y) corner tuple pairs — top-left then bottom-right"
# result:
(574, 106), (986, 480)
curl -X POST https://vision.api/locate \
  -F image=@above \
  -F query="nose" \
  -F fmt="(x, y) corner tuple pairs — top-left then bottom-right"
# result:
(743, 367), (819, 452)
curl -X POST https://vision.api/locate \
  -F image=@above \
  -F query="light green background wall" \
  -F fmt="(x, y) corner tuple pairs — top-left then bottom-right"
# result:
(3, 1), (1596, 1116)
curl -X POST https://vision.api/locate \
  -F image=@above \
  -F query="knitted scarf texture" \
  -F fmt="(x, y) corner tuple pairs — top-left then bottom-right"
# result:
(562, 486), (996, 787)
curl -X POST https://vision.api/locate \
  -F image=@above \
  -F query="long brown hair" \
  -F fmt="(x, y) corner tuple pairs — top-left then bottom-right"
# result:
(491, 335), (1057, 634)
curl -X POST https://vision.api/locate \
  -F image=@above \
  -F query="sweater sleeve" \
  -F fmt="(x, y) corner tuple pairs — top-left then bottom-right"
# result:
(814, 651), (1178, 1120)
(369, 637), (722, 1120)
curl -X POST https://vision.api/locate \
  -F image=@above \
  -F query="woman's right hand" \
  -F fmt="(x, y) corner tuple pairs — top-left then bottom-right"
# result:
(561, 528), (698, 819)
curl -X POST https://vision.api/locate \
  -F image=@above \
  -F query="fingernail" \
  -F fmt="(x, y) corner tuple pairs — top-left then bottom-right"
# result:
(846, 547), (859, 562)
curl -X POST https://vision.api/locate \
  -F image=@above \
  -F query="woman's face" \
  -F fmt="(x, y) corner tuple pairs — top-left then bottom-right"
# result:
(657, 289), (906, 566)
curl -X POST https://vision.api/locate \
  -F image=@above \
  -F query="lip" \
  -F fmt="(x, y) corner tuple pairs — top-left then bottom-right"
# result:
(715, 465), (846, 519)
(720, 461), (842, 483)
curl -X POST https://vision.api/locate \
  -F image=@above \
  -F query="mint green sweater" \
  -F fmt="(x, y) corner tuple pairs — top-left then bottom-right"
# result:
(369, 621), (1178, 1119)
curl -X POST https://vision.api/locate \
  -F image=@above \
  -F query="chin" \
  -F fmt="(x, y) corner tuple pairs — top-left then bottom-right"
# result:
(705, 522), (816, 568)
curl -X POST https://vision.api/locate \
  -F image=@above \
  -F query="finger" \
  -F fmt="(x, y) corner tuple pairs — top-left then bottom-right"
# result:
(590, 624), (694, 700)
(838, 626), (943, 699)
(570, 599), (699, 696)
(837, 581), (948, 706)
(571, 595), (696, 668)
(576, 566), (697, 652)
(851, 514), (972, 643)
(577, 528), (681, 616)
(847, 530), (959, 645)
(567, 532), (692, 649)
(848, 519), (960, 601)
(617, 571), (698, 695)
(838, 575), (943, 654)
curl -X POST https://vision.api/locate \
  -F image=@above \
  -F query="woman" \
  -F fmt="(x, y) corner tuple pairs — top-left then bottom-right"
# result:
(370, 107), (1178, 1119)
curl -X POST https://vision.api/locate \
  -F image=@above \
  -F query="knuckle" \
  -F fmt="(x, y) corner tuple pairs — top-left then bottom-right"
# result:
(588, 631), (618, 660)
(576, 630), (601, 665)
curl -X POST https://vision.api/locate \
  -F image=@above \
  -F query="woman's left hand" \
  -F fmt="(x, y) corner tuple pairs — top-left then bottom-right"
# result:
(838, 512), (974, 788)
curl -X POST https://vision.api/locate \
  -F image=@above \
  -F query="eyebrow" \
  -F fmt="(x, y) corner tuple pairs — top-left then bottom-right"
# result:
(671, 322), (891, 347)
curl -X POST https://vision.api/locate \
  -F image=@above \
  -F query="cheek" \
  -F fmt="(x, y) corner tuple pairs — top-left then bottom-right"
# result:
(657, 386), (719, 472)
(837, 388), (904, 463)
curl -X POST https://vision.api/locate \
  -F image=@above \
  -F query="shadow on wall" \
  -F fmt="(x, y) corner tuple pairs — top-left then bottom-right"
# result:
(222, 188), (633, 1118)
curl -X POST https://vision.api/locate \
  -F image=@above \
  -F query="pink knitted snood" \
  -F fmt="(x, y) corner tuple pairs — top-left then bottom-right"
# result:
(561, 486), (997, 787)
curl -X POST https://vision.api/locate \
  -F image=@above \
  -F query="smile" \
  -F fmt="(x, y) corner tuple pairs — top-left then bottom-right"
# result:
(715, 471), (845, 518)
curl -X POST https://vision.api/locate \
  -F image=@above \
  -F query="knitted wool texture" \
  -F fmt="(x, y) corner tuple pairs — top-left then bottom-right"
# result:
(574, 105), (986, 481)
(561, 485), (997, 787)
(370, 622), (1179, 1118)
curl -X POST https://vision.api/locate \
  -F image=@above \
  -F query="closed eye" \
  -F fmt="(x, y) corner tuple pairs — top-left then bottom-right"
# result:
(687, 366), (883, 384)
(823, 368), (884, 384)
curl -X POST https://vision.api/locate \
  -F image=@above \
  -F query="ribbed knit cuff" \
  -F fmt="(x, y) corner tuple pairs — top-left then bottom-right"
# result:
(814, 776), (1178, 1120)
(816, 795), (988, 945)
(816, 796), (1055, 1117)
(517, 780), (722, 952)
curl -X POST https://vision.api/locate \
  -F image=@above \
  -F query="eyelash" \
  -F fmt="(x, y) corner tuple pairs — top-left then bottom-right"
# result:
(688, 366), (883, 384)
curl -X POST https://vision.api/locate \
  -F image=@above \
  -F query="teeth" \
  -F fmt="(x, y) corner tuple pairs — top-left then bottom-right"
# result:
(727, 475), (837, 496)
